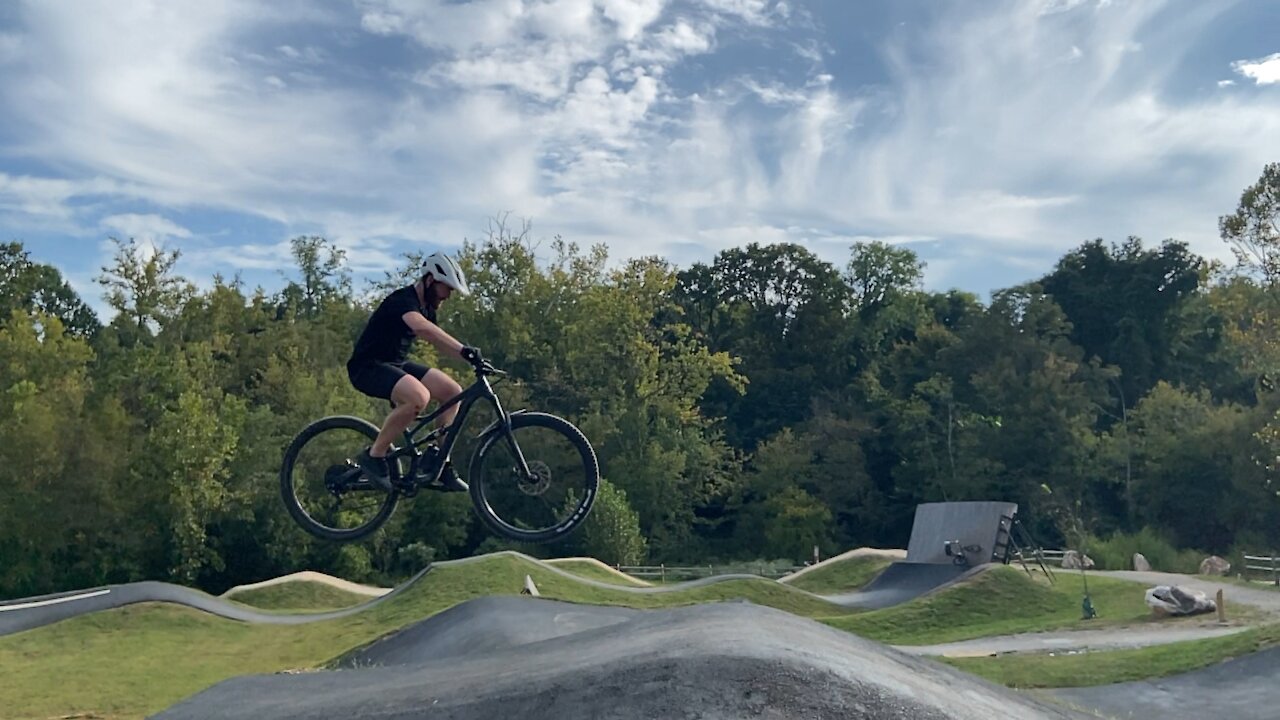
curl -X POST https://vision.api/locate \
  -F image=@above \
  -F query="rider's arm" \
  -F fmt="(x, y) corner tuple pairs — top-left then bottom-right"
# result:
(402, 311), (467, 360)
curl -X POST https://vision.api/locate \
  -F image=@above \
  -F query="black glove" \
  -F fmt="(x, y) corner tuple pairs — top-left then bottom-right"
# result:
(460, 346), (482, 364)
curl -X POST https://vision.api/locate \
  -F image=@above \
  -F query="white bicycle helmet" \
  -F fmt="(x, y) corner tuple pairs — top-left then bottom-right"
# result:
(423, 251), (471, 296)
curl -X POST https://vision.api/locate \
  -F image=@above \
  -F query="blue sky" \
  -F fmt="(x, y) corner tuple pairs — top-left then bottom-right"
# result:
(1, 0), (1278, 320)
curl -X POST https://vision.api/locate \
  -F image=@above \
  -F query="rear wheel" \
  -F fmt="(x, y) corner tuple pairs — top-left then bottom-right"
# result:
(468, 412), (599, 544)
(280, 415), (399, 542)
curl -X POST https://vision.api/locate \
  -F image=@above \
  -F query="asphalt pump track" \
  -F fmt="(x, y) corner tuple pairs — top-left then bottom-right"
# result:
(155, 596), (1091, 720)
(11, 553), (1268, 718)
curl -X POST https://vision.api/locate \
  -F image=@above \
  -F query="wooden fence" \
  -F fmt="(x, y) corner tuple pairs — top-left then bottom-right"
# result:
(1243, 553), (1280, 585)
(615, 564), (805, 583)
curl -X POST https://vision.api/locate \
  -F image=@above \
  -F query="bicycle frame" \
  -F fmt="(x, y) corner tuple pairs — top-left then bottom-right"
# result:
(387, 370), (533, 485)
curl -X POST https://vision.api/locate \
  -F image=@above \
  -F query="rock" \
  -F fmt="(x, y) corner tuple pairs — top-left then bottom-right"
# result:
(1062, 550), (1095, 570)
(1199, 555), (1230, 576)
(1133, 553), (1151, 572)
(1145, 585), (1216, 616)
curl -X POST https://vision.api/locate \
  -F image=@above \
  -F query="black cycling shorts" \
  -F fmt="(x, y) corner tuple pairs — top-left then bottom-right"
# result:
(348, 360), (431, 400)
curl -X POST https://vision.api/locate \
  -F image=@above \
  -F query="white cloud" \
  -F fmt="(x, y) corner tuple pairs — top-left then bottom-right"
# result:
(4, 0), (1279, 297)
(0, 173), (84, 220)
(99, 213), (193, 243)
(600, 0), (667, 40)
(1218, 79), (1236, 87)
(1233, 52), (1280, 85)
(740, 77), (811, 105)
(423, 46), (586, 101)
(622, 19), (715, 66)
(559, 66), (660, 144)
(401, 2), (714, 104)
(0, 172), (141, 224)
(697, 0), (776, 26)
(275, 44), (325, 65)
(1038, 0), (1089, 16)
(356, 0), (532, 52)
(0, 32), (21, 64)
(766, 0), (1280, 264)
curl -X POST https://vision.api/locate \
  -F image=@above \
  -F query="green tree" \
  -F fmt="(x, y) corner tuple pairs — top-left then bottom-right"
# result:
(143, 389), (246, 583)
(96, 236), (194, 336)
(1126, 382), (1259, 551)
(0, 311), (96, 596)
(944, 287), (1111, 542)
(570, 478), (648, 565)
(0, 241), (100, 336)
(1038, 237), (1206, 407)
(845, 240), (923, 317)
(1221, 162), (1280, 283)
(674, 242), (849, 449)
(278, 236), (352, 319)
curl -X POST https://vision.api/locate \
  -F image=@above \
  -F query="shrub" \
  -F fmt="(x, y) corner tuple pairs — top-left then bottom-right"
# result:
(1082, 527), (1203, 573)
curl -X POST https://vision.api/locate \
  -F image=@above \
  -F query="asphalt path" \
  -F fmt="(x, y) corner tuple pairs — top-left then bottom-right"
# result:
(157, 598), (1097, 720)
(899, 625), (1248, 658)
(1051, 646), (1280, 720)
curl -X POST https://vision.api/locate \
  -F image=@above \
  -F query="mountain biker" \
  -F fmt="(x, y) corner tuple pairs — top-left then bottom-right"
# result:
(346, 251), (479, 492)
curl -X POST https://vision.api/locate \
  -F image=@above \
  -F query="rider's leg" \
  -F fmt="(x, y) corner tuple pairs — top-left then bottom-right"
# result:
(415, 368), (465, 491)
(419, 369), (463, 430)
(371, 375), (432, 457)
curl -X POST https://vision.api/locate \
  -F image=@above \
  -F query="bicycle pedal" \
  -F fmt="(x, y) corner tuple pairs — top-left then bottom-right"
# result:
(418, 471), (467, 493)
(425, 482), (466, 493)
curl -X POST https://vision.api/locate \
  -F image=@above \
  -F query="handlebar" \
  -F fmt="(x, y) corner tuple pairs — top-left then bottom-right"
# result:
(461, 346), (506, 377)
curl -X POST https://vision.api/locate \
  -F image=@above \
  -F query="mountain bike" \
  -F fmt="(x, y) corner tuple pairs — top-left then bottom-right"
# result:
(280, 349), (599, 544)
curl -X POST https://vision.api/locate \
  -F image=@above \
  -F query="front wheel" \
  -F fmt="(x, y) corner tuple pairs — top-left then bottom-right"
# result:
(280, 415), (399, 542)
(468, 412), (599, 544)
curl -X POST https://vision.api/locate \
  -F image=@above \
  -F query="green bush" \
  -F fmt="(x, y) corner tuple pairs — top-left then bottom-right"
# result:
(1082, 527), (1203, 573)
(565, 478), (648, 566)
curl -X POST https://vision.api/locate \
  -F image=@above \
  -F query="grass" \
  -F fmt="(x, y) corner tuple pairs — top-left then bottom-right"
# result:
(1212, 574), (1280, 592)
(824, 565), (1161, 645)
(533, 573), (849, 617)
(543, 558), (651, 587)
(226, 581), (374, 611)
(0, 603), (342, 720)
(945, 622), (1280, 689)
(0, 553), (853, 720)
(782, 555), (895, 594)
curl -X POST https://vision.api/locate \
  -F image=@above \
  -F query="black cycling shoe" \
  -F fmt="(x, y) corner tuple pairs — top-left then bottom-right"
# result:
(420, 461), (467, 493)
(355, 447), (395, 493)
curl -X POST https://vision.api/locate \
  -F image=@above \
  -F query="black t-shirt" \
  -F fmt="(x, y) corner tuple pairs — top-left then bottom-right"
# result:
(348, 285), (437, 366)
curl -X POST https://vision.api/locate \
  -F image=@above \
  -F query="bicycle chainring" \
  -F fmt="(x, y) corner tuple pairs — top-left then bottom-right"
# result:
(325, 463), (355, 496)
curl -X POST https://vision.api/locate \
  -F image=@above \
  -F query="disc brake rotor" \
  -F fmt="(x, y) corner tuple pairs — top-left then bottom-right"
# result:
(517, 460), (552, 496)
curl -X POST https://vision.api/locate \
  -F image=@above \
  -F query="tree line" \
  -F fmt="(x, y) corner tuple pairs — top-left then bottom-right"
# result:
(2, 164), (1279, 596)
